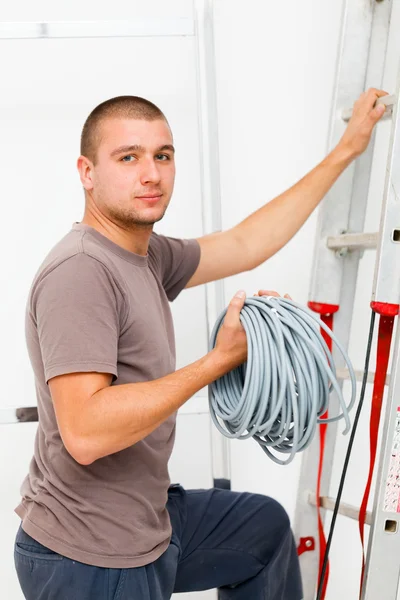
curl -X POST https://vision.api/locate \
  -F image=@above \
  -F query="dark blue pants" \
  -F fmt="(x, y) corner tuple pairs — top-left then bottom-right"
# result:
(14, 486), (303, 599)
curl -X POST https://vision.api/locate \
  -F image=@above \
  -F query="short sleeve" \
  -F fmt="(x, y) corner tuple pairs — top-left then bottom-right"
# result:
(31, 253), (124, 383)
(149, 233), (201, 302)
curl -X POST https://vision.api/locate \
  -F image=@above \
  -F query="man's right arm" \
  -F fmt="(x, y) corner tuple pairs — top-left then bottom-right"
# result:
(49, 290), (248, 465)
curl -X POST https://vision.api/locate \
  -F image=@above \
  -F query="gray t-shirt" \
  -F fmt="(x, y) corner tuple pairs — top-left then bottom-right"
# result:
(15, 222), (201, 568)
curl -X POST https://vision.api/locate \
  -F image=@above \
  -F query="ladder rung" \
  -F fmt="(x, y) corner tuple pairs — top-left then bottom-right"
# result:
(327, 232), (378, 251)
(308, 493), (372, 525)
(342, 94), (396, 122)
(337, 368), (391, 385)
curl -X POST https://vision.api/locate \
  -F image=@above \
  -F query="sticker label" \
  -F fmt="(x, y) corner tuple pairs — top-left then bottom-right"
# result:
(383, 407), (400, 513)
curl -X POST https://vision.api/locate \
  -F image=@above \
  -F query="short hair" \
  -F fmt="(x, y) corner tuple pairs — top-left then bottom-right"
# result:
(80, 95), (167, 163)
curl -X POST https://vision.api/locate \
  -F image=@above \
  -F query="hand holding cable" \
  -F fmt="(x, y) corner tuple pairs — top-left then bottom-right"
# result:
(209, 291), (357, 465)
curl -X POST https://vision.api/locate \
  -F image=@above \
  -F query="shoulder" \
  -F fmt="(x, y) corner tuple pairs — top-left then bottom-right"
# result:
(148, 231), (200, 266)
(29, 245), (125, 319)
(33, 227), (126, 291)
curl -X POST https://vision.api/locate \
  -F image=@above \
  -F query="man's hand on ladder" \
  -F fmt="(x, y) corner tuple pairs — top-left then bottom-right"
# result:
(337, 88), (389, 158)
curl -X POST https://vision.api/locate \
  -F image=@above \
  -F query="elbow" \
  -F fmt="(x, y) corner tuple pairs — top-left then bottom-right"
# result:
(73, 451), (95, 467)
(63, 433), (96, 466)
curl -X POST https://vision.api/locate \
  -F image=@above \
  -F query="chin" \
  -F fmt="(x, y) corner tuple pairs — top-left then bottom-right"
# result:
(110, 205), (167, 228)
(144, 205), (168, 222)
(136, 209), (167, 227)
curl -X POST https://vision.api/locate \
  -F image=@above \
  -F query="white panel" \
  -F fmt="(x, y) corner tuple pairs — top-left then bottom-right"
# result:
(0, 34), (206, 410)
(172, 279), (209, 373)
(324, 513), (368, 600)
(169, 413), (213, 489)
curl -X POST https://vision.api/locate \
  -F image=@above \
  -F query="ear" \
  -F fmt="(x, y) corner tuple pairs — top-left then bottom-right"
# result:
(77, 155), (94, 191)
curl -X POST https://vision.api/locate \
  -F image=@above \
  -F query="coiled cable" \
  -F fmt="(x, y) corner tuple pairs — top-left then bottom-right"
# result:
(209, 295), (357, 465)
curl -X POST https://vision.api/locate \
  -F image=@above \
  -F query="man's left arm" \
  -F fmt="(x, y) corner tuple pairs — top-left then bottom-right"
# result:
(186, 88), (388, 289)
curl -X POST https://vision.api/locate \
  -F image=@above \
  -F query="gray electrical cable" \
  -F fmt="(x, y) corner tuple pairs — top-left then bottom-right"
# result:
(209, 295), (357, 465)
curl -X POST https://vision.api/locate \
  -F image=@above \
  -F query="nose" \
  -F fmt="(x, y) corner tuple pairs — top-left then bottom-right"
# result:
(139, 157), (161, 186)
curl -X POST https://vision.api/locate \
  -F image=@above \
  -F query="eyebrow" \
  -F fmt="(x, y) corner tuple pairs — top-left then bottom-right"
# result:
(110, 144), (175, 157)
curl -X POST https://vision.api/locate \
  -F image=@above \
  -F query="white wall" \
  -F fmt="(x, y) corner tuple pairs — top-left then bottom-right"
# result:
(214, 0), (345, 515)
(0, 1), (396, 599)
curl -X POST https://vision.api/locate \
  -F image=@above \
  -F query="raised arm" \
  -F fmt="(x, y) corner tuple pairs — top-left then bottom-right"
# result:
(186, 88), (388, 288)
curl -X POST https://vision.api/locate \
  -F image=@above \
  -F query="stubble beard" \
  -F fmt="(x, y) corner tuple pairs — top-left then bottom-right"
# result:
(107, 203), (168, 230)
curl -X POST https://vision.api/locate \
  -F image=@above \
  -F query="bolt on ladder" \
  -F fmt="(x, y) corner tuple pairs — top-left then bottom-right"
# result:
(293, 0), (400, 597)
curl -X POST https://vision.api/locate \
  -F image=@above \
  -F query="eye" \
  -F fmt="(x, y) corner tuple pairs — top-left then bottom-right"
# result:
(156, 154), (171, 161)
(121, 155), (136, 162)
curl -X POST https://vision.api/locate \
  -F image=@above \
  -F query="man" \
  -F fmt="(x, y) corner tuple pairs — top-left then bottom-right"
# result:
(14, 90), (387, 600)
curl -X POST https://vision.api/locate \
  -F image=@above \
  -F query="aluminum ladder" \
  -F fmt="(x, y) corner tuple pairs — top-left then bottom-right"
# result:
(293, 0), (400, 597)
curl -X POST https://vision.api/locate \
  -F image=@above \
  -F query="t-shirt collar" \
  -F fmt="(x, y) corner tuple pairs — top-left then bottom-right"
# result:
(72, 222), (149, 267)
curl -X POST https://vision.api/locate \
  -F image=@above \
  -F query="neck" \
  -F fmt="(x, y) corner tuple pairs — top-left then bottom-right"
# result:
(81, 211), (152, 256)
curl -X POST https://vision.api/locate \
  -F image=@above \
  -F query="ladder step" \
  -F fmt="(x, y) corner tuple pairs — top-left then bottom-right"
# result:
(337, 368), (391, 385)
(342, 94), (396, 122)
(327, 232), (378, 251)
(308, 493), (372, 525)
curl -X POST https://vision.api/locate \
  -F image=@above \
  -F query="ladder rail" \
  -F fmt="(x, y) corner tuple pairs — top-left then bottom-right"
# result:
(362, 47), (400, 598)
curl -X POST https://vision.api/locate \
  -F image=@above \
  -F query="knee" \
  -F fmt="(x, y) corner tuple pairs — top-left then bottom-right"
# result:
(254, 494), (291, 537)
(246, 494), (293, 564)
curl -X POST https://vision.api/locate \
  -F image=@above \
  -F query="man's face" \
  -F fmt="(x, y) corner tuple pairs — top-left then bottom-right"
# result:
(84, 117), (176, 228)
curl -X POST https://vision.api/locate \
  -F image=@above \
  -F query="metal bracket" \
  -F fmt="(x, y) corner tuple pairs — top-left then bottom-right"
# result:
(298, 537), (316, 556)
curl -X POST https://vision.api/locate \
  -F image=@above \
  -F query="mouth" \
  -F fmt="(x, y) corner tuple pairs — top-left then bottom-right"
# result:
(136, 194), (163, 205)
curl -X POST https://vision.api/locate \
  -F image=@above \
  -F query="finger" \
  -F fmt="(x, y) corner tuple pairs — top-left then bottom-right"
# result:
(368, 90), (390, 114)
(367, 88), (389, 98)
(257, 290), (280, 297)
(370, 101), (386, 123)
(356, 89), (389, 112)
(224, 290), (246, 327)
(372, 93), (391, 118)
(284, 293), (292, 300)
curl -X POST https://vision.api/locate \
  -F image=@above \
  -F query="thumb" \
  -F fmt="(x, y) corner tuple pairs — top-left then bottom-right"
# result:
(224, 290), (246, 327)
(371, 102), (386, 123)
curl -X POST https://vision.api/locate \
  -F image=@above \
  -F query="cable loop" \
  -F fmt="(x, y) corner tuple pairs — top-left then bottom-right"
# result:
(209, 296), (356, 465)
